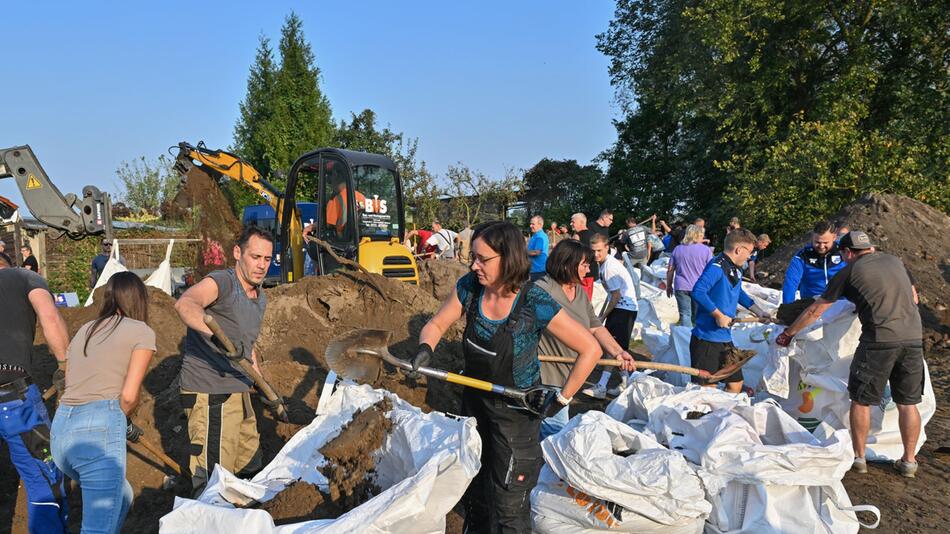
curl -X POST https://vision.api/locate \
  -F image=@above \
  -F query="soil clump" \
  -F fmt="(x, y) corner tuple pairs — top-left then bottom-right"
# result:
(416, 258), (470, 301)
(256, 400), (393, 525)
(776, 297), (815, 326)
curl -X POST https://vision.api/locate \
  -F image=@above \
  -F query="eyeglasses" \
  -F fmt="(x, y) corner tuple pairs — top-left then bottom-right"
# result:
(102, 243), (112, 248)
(469, 253), (500, 266)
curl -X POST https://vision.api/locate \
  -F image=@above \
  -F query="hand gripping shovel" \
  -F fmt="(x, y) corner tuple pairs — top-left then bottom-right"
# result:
(325, 329), (557, 416)
(203, 315), (290, 423)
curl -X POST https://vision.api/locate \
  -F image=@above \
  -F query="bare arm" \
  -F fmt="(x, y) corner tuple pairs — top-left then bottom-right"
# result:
(545, 310), (601, 399)
(29, 288), (69, 362)
(912, 285), (919, 305)
(120, 348), (155, 415)
(174, 277), (219, 337)
(600, 287), (620, 319)
(785, 298), (836, 336)
(419, 287), (465, 349)
(748, 260), (757, 281)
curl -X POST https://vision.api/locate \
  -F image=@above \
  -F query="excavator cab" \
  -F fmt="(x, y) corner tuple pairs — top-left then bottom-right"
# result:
(280, 149), (418, 284)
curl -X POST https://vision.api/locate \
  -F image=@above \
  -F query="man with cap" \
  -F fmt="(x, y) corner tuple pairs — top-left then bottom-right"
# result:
(781, 220), (846, 303)
(777, 231), (924, 478)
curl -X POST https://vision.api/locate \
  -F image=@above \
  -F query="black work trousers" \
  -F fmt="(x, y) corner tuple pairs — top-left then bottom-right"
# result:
(461, 390), (543, 534)
(605, 308), (638, 351)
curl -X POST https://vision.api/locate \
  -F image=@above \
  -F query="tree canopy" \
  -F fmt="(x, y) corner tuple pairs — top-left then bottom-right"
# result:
(597, 0), (949, 242)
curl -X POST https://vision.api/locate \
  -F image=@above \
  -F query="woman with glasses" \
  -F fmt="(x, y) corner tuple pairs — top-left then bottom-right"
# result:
(411, 220), (602, 533)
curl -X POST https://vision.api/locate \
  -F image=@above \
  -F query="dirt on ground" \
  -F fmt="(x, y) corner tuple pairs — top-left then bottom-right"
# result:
(416, 258), (470, 301)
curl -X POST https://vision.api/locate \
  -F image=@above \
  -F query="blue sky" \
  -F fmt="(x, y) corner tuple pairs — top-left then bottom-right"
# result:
(1, 1), (619, 214)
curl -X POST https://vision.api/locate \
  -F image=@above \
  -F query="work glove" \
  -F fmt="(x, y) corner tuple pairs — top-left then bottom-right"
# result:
(775, 330), (794, 347)
(126, 418), (144, 443)
(715, 313), (733, 329)
(749, 304), (773, 322)
(259, 393), (285, 409)
(408, 343), (433, 379)
(53, 361), (67, 394)
(526, 388), (566, 419)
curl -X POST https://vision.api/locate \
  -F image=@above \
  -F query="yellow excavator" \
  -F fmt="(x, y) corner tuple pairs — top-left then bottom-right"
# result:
(174, 142), (418, 284)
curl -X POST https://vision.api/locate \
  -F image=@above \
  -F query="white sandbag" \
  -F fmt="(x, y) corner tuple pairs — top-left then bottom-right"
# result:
(145, 239), (175, 296)
(647, 397), (878, 533)
(605, 373), (681, 425)
(85, 239), (127, 306)
(532, 411), (709, 533)
(760, 302), (936, 460)
(159, 383), (481, 533)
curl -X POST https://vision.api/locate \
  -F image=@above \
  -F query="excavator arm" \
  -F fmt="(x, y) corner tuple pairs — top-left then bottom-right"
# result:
(0, 145), (113, 240)
(174, 142), (302, 265)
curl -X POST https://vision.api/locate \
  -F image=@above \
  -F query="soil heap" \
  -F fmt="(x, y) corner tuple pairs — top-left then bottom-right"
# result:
(758, 193), (950, 348)
(416, 258), (470, 301)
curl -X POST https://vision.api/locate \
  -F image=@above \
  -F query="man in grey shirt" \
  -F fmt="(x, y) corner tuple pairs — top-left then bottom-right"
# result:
(175, 226), (274, 493)
(777, 231), (924, 478)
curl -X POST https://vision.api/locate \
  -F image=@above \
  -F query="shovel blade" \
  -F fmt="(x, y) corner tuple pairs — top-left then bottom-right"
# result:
(325, 329), (393, 384)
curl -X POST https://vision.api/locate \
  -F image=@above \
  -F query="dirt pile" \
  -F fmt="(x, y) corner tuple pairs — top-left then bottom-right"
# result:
(416, 259), (469, 301)
(775, 298), (815, 326)
(758, 193), (950, 343)
(257, 400), (393, 525)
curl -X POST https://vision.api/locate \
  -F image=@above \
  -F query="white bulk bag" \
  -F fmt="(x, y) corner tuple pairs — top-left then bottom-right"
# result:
(85, 239), (127, 307)
(761, 302), (936, 460)
(159, 383), (481, 534)
(532, 411), (709, 533)
(145, 239), (175, 296)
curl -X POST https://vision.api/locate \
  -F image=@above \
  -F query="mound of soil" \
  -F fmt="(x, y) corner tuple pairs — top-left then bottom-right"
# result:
(257, 400), (393, 525)
(416, 259), (470, 301)
(758, 193), (950, 343)
(776, 298), (815, 326)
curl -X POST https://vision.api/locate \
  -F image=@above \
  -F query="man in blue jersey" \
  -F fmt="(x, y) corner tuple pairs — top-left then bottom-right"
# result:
(782, 221), (846, 304)
(691, 229), (771, 393)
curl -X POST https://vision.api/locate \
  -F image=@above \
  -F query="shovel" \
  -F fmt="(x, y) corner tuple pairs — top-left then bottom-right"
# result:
(537, 351), (756, 383)
(325, 329), (558, 416)
(204, 315), (290, 423)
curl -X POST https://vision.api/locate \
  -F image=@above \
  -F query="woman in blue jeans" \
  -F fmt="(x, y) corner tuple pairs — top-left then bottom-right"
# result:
(51, 272), (156, 533)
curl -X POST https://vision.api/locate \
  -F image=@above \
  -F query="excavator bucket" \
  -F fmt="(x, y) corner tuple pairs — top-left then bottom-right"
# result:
(324, 329), (392, 384)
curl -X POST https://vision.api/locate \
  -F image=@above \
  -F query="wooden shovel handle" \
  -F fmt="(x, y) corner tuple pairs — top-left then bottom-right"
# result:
(538, 355), (707, 378)
(133, 436), (182, 475)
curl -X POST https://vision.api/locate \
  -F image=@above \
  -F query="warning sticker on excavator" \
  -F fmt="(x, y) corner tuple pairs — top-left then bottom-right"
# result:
(26, 174), (42, 190)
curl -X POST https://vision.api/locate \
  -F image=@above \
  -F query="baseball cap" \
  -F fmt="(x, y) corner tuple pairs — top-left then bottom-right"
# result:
(840, 231), (873, 250)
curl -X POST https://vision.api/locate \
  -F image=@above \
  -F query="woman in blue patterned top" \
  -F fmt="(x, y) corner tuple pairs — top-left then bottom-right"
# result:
(412, 220), (601, 533)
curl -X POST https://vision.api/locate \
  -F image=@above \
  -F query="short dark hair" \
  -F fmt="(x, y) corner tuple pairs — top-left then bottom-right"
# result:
(626, 216), (638, 225)
(724, 228), (756, 250)
(813, 220), (836, 235)
(237, 224), (275, 250)
(0, 252), (11, 267)
(21, 244), (32, 253)
(470, 220), (530, 293)
(599, 209), (613, 218)
(546, 239), (592, 285)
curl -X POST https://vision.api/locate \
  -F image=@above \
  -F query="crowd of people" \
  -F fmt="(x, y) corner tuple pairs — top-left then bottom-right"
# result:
(0, 206), (926, 532)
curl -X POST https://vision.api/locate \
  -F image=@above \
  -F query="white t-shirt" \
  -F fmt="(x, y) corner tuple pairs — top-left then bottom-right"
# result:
(599, 255), (638, 311)
(426, 229), (458, 259)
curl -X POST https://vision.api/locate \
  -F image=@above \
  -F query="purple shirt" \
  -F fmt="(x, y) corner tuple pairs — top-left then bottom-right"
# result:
(670, 243), (713, 291)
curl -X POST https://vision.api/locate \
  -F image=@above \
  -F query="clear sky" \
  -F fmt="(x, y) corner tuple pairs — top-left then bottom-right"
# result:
(1, 1), (619, 215)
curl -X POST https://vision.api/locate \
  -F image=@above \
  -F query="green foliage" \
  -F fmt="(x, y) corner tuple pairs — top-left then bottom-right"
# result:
(522, 158), (609, 226)
(597, 0), (950, 242)
(46, 237), (98, 303)
(115, 154), (178, 214)
(232, 12), (335, 201)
